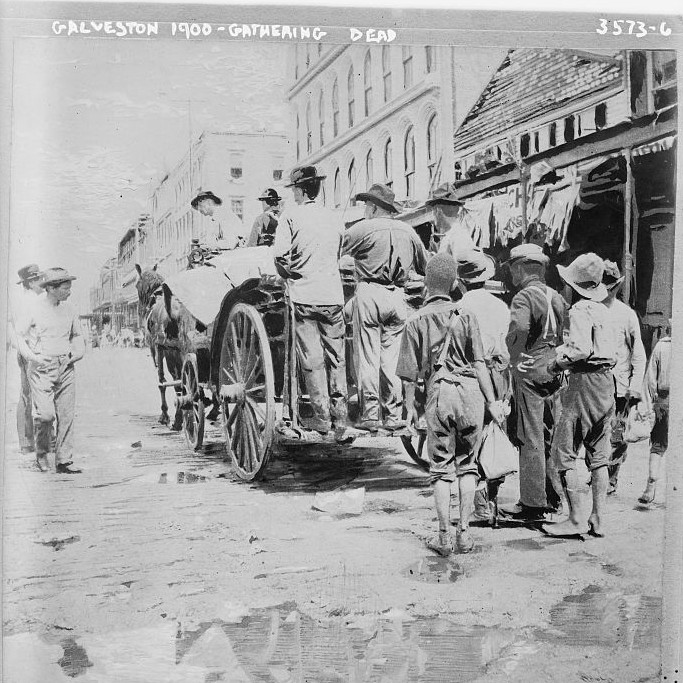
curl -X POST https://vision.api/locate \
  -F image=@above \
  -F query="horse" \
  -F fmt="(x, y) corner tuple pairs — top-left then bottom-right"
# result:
(135, 264), (184, 430)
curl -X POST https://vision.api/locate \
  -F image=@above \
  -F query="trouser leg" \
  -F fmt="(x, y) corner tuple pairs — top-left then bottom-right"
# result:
(608, 396), (629, 489)
(294, 304), (330, 425)
(353, 285), (381, 422)
(317, 305), (348, 424)
(54, 362), (76, 466)
(379, 305), (406, 423)
(28, 361), (57, 458)
(17, 353), (35, 450)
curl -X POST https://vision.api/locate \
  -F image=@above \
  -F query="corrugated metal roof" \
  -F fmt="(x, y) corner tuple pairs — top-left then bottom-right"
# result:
(454, 49), (623, 152)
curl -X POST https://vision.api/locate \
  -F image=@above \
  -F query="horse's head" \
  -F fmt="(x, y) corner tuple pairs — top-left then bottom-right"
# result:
(135, 264), (165, 313)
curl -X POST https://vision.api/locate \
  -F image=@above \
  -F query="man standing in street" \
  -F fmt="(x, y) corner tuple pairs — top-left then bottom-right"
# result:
(428, 183), (477, 261)
(502, 243), (567, 522)
(190, 190), (245, 250)
(545, 253), (617, 538)
(247, 188), (282, 247)
(9, 264), (44, 454)
(343, 183), (427, 431)
(15, 268), (86, 474)
(274, 166), (348, 437)
(601, 260), (646, 495)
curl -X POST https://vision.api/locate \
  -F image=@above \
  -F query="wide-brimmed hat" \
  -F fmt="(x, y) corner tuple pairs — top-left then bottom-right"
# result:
(602, 259), (625, 290)
(17, 263), (41, 285)
(190, 190), (222, 209)
(257, 188), (282, 202)
(425, 183), (463, 207)
(40, 267), (77, 288)
(284, 165), (326, 187)
(507, 243), (549, 265)
(457, 249), (496, 284)
(557, 253), (608, 301)
(355, 183), (399, 214)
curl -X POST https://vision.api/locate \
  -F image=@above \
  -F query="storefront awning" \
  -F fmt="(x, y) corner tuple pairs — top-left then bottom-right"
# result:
(632, 134), (677, 157)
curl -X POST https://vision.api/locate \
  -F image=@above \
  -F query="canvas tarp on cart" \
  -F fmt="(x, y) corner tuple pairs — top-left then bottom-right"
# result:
(162, 247), (278, 327)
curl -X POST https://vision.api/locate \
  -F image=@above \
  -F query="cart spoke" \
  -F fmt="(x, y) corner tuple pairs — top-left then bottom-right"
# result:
(229, 322), (243, 379)
(246, 384), (266, 396)
(232, 409), (244, 464)
(222, 366), (238, 383)
(224, 404), (238, 433)
(243, 406), (260, 468)
(247, 398), (267, 427)
(244, 355), (262, 389)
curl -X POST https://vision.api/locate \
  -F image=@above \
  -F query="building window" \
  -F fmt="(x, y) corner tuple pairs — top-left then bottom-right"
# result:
(318, 91), (325, 147)
(382, 46), (392, 102)
(347, 66), (355, 128)
(348, 158), (357, 205)
(427, 113), (438, 180)
(273, 169), (283, 181)
(425, 46), (436, 73)
(534, 131), (540, 152)
(231, 199), (244, 221)
(333, 168), (341, 208)
(549, 122), (557, 147)
(230, 167), (243, 180)
(305, 99), (312, 154)
(365, 148), (374, 187)
(595, 103), (607, 130)
(384, 138), (393, 187)
(520, 133), (530, 158)
(332, 78), (340, 137)
(363, 51), (373, 117)
(404, 127), (415, 198)
(402, 46), (413, 89)
(577, 114), (582, 136)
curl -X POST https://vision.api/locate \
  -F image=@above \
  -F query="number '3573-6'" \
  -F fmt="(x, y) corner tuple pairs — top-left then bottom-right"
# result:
(596, 19), (672, 37)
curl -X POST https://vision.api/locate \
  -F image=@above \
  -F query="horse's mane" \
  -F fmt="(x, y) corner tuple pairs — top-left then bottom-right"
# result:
(137, 269), (165, 312)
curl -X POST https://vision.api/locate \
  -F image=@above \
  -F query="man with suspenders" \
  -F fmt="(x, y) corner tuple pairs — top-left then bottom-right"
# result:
(502, 244), (568, 522)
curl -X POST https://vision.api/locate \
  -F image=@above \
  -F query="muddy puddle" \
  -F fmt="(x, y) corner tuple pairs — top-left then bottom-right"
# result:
(176, 603), (518, 682)
(402, 556), (465, 583)
(538, 584), (661, 649)
(158, 471), (208, 484)
(58, 638), (93, 677)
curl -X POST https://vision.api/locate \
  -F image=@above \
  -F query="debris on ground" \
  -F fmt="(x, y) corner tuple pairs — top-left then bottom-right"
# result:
(312, 487), (365, 515)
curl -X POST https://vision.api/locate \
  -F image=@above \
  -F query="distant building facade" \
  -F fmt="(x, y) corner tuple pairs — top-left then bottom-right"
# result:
(149, 131), (291, 275)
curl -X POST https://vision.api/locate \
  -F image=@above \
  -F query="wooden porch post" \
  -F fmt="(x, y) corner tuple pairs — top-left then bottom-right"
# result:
(621, 148), (633, 303)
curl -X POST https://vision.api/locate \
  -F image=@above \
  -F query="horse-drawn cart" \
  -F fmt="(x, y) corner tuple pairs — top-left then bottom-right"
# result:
(159, 246), (429, 481)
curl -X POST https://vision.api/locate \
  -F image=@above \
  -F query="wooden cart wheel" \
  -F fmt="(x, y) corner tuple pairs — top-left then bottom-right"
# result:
(400, 431), (430, 471)
(219, 303), (276, 481)
(181, 354), (205, 451)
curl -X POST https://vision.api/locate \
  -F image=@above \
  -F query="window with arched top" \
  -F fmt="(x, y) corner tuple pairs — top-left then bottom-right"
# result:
(404, 126), (415, 198)
(348, 158), (357, 205)
(318, 91), (325, 147)
(332, 79), (340, 137)
(347, 66), (355, 128)
(333, 167), (341, 208)
(402, 46), (413, 89)
(382, 46), (392, 102)
(305, 99), (312, 154)
(425, 46), (436, 73)
(365, 148), (374, 187)
(363, 51), (373, 117)
(427, 113), (439, 180)
(383, 138), (393, 188)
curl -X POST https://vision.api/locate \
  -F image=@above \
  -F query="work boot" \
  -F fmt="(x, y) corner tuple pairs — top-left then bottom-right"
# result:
(638, 479), (657, 505)
(306, 417), (332, 435)
(499, 502), (547, 522)
(426, 531), (454, 557)
(56, 462), (83, 475)
(456, 528), (475, 553)
(543, 469), (589, 537)
(472, 489), (493, 523)
(587, 466), (608, 537)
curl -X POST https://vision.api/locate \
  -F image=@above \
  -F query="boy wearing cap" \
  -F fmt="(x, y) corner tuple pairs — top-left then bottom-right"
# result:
(274, 166), (348, 436)
(343, 183), (427, 431)
(190, 190), (245, 249)
(601, 260), (646, 495)
(9, 264), (45, 453)
(545, 253), (617, 538)
(15, 268), (86, 474)
(503, 243), (567, 522)
(397, 254), (506, 555)
(248, 188), (282, 247)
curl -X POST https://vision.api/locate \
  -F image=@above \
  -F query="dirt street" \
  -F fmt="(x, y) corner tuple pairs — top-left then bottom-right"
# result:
(2, 347), (663, 682)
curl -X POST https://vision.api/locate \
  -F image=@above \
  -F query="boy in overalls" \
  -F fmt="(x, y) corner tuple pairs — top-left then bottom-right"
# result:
(397, 254), (506, 555)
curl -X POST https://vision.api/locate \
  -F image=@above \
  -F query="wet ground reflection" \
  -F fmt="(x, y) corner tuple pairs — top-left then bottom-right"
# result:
(402, 556), (465, 583)
(176, 604), (518, 682)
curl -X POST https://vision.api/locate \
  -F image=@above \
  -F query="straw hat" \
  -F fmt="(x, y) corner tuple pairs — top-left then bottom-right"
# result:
(557, 253), (608, 301)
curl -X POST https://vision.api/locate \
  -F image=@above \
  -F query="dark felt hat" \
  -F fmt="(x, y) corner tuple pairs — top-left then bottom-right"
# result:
(191, 190), (222, 209)
(40, 267), (77, 288)
(284, 165), (326, 187)
(257, 188), (282, 202)
(17, 263), (41, 285)
(355, 183), (399, 214)
(557, 253), (608, 302)
(425, 183), (463, 207)
(602, 260), (625, 290)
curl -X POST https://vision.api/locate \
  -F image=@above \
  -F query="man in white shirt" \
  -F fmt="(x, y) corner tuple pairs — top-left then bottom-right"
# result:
(15, 268), (86, 473)
(190, 190), (245, 250)
(274, 165), (348, 437)
(9, 264), (44, 453)
(601, 260), (646, 495)
(427, 183), (477, 261)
